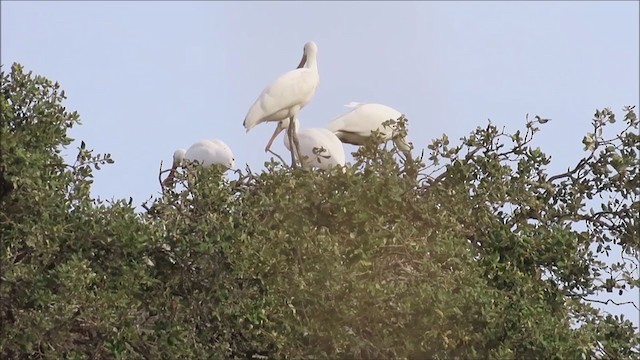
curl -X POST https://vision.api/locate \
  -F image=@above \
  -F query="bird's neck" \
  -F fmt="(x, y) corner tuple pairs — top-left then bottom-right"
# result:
(304, 57), (318, 73)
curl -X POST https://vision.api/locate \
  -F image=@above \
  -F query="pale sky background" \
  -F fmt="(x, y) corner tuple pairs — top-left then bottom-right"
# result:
(2, 1), (639, 332)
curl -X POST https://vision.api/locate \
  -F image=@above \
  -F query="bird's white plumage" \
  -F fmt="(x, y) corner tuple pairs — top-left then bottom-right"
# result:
(272, 118), (346, 169)
(286, 128), (346, 169)
(177, 139), (235, 169)
(327, 102), (401, 141)
(326, 102), (412, 155)
(163, 139), (235, 189)
(243, 42), (320, 132)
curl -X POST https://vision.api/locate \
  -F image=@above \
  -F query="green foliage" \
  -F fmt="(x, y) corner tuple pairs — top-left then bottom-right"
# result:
(1, 63), (638, 359)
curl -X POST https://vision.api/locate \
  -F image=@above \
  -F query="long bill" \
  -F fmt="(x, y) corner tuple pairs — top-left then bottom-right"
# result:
(264, 122), (286, 153)
(296, 51), (307, 69)
(162, 163), (179, 189)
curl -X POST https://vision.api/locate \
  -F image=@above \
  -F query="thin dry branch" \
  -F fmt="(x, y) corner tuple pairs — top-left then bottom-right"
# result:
(267, 149), (289, 167)
(583, 298), (640, 311)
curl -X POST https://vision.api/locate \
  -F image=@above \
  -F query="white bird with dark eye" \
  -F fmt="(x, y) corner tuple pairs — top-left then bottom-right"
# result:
(326, 102), (413, 159)
(163, 139), (235, 188)
(243, 41), (320, 168)
(265, 118), (345, 170)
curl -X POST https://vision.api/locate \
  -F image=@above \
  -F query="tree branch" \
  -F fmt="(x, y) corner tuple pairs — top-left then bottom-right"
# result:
(267, 149), (288, 167)
(547, 153), (594, 183)
(582, 298), (640, 311)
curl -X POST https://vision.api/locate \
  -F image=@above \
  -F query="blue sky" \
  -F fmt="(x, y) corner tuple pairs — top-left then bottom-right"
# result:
(2, 1), (638, 330)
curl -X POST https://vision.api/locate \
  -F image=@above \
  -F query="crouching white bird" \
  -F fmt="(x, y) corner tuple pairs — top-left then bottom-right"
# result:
(243, 41), (320, 168)
(326, 102), (413, 159)
(264, 118), (345, 170)
(163, 139), (235, 188)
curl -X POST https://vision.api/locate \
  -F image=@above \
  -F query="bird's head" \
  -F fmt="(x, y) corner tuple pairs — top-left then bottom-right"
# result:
(172, 148), (186, 168)
(163, 148), (186, 189)
(227, 157), (236, 169)
(392, 136), (413, 160)
(297, 41), (318, 69)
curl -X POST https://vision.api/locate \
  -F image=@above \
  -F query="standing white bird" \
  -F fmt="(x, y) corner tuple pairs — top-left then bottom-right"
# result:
(326, 102), (413, 159)
(264, 118), (346, 170)
(163, 139), (235, 188)
(243, 41), (320, 168)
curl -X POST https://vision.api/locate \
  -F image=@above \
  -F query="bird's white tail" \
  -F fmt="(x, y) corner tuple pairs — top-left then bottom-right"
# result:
(344, 101), (364, 108)
(243, 100), (265, 132)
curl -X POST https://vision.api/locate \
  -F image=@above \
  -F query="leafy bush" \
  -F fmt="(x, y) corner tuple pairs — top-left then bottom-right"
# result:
(1, 63), (638, 359)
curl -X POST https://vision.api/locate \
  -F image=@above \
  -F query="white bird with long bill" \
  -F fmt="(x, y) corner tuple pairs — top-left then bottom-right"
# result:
(243, 41), (320, 168)
(265, 118), (345, 170)
(326, 102), (413, 159)
(163, 139), (235, 188)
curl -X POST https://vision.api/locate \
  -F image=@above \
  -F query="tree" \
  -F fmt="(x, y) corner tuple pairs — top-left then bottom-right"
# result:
(1, 63), (638, 359)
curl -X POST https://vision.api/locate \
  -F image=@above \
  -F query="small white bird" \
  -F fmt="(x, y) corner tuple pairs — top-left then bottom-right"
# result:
(265, 118), (346, 170)
(326, 102), (413, 159)
(163, 139), (235, 188)
(243, 41), (320, 167)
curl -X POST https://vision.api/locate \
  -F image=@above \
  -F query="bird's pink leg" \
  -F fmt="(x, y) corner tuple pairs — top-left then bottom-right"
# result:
(289, 117), (305, 168)
(287, 119), (298, 168)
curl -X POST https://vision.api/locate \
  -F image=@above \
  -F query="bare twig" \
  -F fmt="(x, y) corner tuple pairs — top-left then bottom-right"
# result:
(582, 298), (640, 311)
(158, 160), (165, 192)
(428, 145), (485, 185)
(267, 149), (289, 167)
(547, 154), (594, 183)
